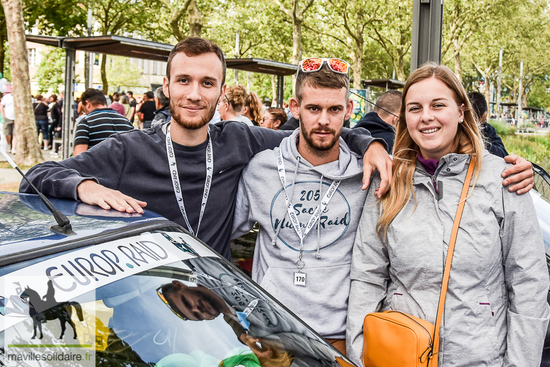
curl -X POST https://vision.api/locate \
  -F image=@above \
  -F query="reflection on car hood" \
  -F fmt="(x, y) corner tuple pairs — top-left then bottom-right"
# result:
(0, 192), (165, 256)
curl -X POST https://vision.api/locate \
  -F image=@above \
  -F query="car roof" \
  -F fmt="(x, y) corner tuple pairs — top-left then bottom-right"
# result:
(0, 191), (168, 258)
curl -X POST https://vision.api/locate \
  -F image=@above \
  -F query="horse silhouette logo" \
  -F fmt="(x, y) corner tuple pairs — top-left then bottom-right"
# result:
(19, 280), (84, 340)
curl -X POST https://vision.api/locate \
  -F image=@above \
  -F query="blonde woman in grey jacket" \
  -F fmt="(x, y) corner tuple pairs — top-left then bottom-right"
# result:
(346, 63), (550, 366)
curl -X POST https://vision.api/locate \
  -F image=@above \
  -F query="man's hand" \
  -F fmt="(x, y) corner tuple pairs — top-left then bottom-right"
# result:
(77, 180), (147, 213)
(502, 154), (533, 195)
(362, 141), (392, 197)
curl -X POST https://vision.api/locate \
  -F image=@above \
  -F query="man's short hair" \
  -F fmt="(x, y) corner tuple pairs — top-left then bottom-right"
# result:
(154, 87), (169, 107)
(374, 90), (402, 119)
(145, 91), (154, 100)
(467, 91), (488, 121)
(166, 37), (226, 86)
(81, 88), (107, 106)
(50, 94), (58, 102)
(127, 91), (133, 96)
(295, 63), (349, 104)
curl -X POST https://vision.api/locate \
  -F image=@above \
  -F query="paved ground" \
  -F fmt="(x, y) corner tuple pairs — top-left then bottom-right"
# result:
(0, 149), (61, 192)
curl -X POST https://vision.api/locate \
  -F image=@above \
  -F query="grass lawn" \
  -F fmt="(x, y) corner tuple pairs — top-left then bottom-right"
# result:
(489, 120), (550, 171)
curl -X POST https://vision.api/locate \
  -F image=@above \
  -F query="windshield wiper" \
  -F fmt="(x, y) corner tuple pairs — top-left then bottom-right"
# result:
(0, 148), (74, 235)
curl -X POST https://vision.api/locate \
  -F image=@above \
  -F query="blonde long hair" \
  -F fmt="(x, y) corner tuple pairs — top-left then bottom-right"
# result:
(376, 63), (484, 238)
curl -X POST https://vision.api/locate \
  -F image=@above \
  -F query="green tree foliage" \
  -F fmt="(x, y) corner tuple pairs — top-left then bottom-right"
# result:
(105, 55), (145, 92)
(15, 0), (550, 110)
(35, 46), (65, 93)
(89, 0), (162, 92)
(528, 78), (550, 109)
(24, 0), (86, 36)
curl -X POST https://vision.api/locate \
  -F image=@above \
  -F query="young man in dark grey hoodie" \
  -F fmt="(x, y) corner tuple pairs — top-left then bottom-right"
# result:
(232, 59), (367, 355)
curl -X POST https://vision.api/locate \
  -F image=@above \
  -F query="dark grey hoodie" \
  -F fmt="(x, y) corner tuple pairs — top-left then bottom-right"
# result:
(232, 130), (368, 339)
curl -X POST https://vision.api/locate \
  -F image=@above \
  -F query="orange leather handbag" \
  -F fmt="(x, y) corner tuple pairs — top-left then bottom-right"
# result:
(362, 159), (475, 367)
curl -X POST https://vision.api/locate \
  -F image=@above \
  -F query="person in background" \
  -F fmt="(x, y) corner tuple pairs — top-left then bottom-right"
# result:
(346, 63), (549, 366)
(127, 91), (137, 127)
(151, 87), (171, 128)
(218, 85), (253, 126)
(0, 84), (14, 153)
(283, 101), (293, 120)
(73, 88), (134, 156)
(120, 94), (131, 119)
(109, 92), (126, 116)
(278, 115), (299, 131)
(242, 91), (263, 126)
(48, 94), (62, 150)
(33, 95), (50, 150)
(138, 91), (156, 129)
(103, 91), (112, 106)
(259, 107), (286, 130)
(354, 90), (401, 153)
(467, 91), (508, 158)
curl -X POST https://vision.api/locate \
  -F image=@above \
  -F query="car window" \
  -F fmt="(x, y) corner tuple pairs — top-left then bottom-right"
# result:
(0, 228), (348, 367)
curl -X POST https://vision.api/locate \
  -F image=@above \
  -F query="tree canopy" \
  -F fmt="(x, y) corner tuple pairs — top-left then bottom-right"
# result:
(6, 0), (550, 108)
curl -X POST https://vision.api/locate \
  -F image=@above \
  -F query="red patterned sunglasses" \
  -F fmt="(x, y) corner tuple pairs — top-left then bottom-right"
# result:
(298, 58), (350, 76)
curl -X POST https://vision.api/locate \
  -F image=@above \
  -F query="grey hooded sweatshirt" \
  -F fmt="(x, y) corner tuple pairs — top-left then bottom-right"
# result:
(232, 130), (367, 339)
(346, 152), (550, 366)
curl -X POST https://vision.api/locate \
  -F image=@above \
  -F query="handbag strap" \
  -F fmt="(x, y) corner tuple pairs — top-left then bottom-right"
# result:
(431, 157), (476, 359)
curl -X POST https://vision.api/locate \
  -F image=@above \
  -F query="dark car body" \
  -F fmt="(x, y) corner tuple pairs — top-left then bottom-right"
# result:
(0, 192), (353, 367)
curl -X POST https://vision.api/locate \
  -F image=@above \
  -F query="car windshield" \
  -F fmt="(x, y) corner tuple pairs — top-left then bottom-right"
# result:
(0, 227), (347, 367)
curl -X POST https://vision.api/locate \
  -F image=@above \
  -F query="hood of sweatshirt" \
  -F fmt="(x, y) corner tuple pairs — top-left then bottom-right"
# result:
(355, 111), (395, 135)
(276, 129), (363, 181)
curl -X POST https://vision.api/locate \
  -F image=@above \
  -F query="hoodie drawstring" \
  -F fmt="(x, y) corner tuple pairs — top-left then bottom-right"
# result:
(272, 155), (301, 247)
(316, 175), (323, 259)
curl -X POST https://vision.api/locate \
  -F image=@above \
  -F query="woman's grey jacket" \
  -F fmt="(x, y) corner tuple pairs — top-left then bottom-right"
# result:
(346, 152), (550, 366)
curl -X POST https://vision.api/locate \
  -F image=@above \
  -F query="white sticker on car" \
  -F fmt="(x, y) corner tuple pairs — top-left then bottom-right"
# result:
(0, 231), (204, 332)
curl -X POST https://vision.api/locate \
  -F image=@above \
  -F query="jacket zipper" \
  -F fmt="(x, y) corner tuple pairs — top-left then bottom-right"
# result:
(417, 161), (446, 195)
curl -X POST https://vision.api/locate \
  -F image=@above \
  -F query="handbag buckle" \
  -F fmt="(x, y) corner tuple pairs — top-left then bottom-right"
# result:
(420, 346), (433, 363)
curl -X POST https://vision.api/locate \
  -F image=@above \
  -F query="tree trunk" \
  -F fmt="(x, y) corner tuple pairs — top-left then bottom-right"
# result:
(454, 54), (462, 82)
(1, 0), (42, 165)
(188, 0), (202, 37)
(101, 54), (108, 93)
(292, 18), (302, 66)
(453, 39), (462, 81)
(271, 75), (277, 105)
(395, 56), (406, 81)
(351, 33), (363, 89)
(484, 79), (491, 115)
(0, 29), (5, 76)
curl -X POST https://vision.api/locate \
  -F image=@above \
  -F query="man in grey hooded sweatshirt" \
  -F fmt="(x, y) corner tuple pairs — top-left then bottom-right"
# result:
(232, 58), (366, 355)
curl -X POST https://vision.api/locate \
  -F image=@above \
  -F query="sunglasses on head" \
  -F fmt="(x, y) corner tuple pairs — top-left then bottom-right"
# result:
(298, 58), (350, 76)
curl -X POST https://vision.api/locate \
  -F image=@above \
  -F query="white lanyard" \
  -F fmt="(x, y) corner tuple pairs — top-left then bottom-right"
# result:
(276, 149), (340, 273)
(166, 124), (213, 237)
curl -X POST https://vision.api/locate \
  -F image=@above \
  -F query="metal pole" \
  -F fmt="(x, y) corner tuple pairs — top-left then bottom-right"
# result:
(62, 48), (76, 159)
(497, 48), (502, 120)
(410, 0), (444, 73)
(86, 9), (93, 89)
(277, 75), (284, 108)
(518, 60), (523, 128)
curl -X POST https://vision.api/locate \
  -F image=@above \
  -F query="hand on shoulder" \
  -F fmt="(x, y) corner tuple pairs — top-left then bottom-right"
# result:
(501, 154), (533, 195)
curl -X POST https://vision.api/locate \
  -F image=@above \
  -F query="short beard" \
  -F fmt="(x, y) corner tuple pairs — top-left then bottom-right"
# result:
(299, 114), (340, 152)
(169, 99), (217, 130)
